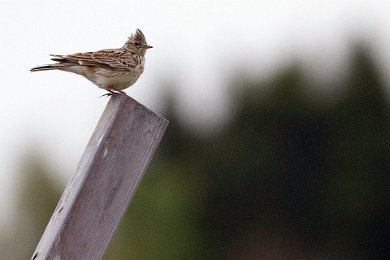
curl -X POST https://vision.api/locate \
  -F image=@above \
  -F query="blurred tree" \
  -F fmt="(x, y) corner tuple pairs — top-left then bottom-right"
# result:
(108, 45), (389, 259)
(2, 44), (388, 260)
(0, 152), (62, 259)
(323, 45), (390, 258)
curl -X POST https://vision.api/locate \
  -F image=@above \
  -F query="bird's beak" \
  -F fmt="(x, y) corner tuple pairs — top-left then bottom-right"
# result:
(145, 45), (153, 49)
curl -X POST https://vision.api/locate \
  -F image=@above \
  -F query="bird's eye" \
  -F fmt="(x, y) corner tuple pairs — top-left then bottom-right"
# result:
(134, 42), (140, 47)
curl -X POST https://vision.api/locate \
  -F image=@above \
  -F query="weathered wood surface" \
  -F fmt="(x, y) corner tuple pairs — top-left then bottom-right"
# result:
(32, 94), (168, 260)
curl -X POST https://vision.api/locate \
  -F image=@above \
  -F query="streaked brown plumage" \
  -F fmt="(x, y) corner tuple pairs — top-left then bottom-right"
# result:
(30, 29), (152, 95)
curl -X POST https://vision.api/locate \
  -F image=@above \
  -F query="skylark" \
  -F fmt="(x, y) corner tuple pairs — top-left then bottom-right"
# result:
(30, 28), (152, 96)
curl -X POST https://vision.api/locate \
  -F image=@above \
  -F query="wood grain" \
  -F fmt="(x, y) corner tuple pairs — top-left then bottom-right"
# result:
(31, 94), (168, 260)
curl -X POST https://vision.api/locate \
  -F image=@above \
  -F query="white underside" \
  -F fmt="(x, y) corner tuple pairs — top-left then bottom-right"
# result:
(60, 66), (143, 91)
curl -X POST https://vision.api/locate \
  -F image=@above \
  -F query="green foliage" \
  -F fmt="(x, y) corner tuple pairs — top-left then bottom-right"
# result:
(107, 45), (389, 259)
(106, 162), (205, 260)
(2, 45), (389, 259)
(0, 153), (62, 260)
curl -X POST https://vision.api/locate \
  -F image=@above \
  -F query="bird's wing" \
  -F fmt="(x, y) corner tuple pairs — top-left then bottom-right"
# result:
(55, 49), (137, 71)
(92, 50), (138, 71)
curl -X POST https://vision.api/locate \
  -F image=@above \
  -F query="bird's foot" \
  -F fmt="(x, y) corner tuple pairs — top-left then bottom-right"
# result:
(100, 89), (120, 97)
(100, 92), (114, 97)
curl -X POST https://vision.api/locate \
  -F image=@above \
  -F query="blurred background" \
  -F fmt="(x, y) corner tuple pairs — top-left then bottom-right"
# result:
(1, 0), (390, 259)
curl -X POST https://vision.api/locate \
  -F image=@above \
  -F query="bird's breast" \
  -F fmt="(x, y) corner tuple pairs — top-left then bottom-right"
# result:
(86, 68), (143, 90)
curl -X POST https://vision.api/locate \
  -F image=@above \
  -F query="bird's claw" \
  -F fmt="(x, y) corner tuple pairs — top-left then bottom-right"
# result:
(100, 92), (114, 97)
(100, 89), (123, 98)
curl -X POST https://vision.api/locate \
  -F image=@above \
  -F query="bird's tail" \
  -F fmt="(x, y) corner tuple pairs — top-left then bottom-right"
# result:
(30, 55), (76, 72)
(30, 64), (65, 72)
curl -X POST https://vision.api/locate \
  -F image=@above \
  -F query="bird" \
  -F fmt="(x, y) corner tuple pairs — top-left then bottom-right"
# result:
(30, 28), (153, 96)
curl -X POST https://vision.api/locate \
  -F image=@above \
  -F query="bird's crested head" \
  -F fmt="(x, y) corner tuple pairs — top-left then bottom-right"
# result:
(124, 29), (153, 56)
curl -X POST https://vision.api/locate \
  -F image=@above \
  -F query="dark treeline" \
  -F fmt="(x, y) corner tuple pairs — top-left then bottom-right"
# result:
(3, 45), (389, 259)
(108, 45), (389, 259)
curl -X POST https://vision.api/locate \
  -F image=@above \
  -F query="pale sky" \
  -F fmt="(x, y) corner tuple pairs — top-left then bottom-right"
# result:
(1, 0), (390, 225)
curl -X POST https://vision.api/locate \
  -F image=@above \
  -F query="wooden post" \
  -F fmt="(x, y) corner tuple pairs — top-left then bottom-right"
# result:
(31, 94), (168, 260)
